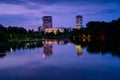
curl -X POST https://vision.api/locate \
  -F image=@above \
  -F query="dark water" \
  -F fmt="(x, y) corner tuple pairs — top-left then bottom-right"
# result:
(0, 39), (120, 80)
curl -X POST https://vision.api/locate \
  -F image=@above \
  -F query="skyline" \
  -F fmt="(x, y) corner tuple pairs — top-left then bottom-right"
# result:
(0, 0), (120, 30)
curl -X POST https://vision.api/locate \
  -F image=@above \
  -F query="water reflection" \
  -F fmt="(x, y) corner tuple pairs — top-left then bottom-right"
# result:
(71, 37), (120, 57)
(42, 39), (70, 58)
(76, 45), (83, 56)
(0, 38), (120, 58)
(0, 41), (43, 58)
(0, 53), (6, 58)
(43, 44), (53, 57)
(44, 39), (65, 45)
(0, 40), (71, 58)
(87, 39), (120, 57)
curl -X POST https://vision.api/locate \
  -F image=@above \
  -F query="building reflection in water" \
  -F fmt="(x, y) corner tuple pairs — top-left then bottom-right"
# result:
(44, 39), (64, 45)
(42, 39), (70, 59)
(76, 45), (83, 57)
(42, 39), (83, 59)
(43, 44), (53, 57)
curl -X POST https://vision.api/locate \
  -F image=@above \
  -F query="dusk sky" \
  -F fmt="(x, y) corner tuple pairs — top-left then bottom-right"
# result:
(0, 0), (120, 30)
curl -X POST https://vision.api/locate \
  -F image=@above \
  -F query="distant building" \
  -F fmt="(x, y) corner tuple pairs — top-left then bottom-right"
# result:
(38, 26), (43, 32)
(66, 27), (73, 32)
(45, 27), (64, 34)
(42, 16), (52, 31)
(76, 15), (82, 29)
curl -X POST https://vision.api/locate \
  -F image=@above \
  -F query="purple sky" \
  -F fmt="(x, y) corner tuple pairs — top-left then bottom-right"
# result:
(0, 0), (120, 30)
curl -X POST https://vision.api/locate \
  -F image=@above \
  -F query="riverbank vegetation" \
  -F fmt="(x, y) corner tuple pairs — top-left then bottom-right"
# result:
(86, 18), (120, 39)
(0, 24), (43, 43)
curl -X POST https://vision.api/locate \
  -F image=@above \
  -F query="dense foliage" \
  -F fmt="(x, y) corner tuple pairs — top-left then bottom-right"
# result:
(0, 24), (43, 42)
(86, 18), (120, 39)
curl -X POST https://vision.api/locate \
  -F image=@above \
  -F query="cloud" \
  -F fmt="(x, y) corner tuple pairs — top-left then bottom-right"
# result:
(0, 0), (22, 4)
(0, 0), (120, 6)
(101, 9), (117, 14)
(0, 3), (31, 14)
(24, 0), (120, 5)
(0, 0), (120, 29)
(0, 0), (120, 16)
(0, 14), (41, 29)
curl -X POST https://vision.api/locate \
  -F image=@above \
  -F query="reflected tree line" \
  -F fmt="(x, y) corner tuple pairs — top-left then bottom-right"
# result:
(1, 38), (120, 58)
(0, 41), (43, 58)
(71, 38), (120, 57)
(0, 40), (71, 58)
(0, 18), (120, 58)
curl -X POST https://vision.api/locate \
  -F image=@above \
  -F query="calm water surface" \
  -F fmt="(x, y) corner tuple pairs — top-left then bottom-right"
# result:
(0, 40), (120, 80)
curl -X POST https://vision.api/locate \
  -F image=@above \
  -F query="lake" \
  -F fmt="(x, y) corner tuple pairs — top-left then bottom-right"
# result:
(0, 39), (120, 80)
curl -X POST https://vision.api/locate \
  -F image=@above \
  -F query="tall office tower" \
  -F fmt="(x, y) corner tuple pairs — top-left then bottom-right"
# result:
(42, 16), (52, 31)
(76, 15), (82, 29)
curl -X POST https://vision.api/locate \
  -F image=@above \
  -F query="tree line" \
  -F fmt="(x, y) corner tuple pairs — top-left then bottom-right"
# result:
(0, 24), (43, 42)
(69, 18), (120, 42)
(86, 18), (120, 39)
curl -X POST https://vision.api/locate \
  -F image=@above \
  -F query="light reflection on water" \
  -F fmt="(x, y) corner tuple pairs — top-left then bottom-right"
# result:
(0, 39), (120, 80)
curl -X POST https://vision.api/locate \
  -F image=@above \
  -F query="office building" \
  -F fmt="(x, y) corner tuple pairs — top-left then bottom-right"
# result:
(42, 16), (52, 31)
(45, 27), (64, 34)
(76, 15), (82, 29)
